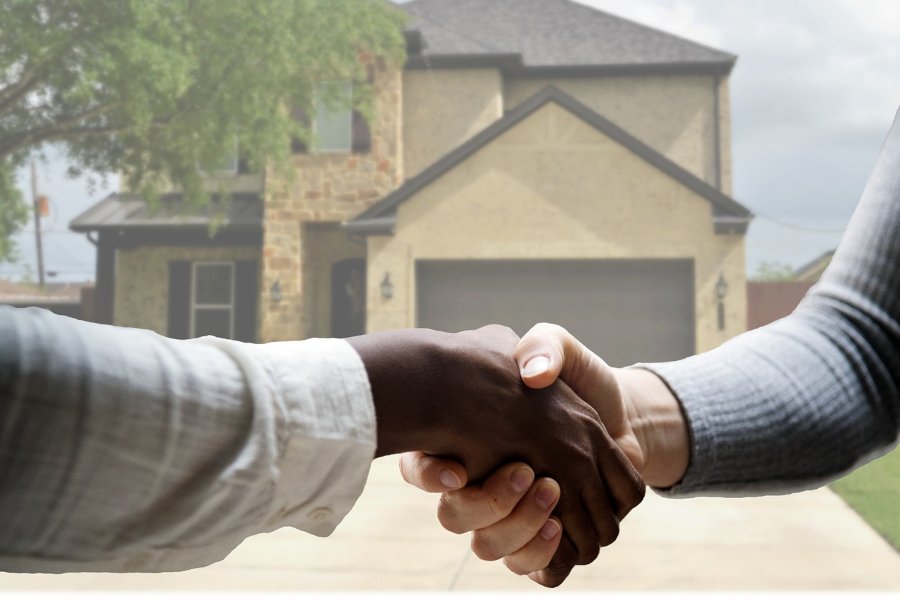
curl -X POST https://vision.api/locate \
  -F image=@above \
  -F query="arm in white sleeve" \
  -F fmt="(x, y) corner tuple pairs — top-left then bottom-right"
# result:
(644, 107), (900, 496)
(0, 306), (375, 572)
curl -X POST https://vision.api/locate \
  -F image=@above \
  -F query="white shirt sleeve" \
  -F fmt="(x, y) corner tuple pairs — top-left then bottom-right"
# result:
(0, 307), (376, 573)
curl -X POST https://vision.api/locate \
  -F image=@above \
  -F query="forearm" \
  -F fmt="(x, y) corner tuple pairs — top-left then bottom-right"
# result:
(0, 307), (374, 571)
(633, 108), (900, 495)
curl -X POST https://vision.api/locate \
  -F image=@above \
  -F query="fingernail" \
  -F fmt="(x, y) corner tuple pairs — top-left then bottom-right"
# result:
(510, 466), (534, 493)
(439, 469), (461, 489)
(522, 355), (551, 378)
(535, 483), (559, 510)
(539, 519), (560, 541)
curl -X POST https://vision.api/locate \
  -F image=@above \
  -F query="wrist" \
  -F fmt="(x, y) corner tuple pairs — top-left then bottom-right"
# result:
(614, 367), (690, 489)
(347, 329), (455, 457)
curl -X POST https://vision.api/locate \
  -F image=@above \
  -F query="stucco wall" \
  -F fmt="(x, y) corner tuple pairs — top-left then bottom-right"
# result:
(504, 75), (725, 190)
(403, 69), (504, 179)
(366, 102), (746, 353)
(717, 75), (733, 195)
(260, 59), (403, 342)
(114, 245), (261, 335)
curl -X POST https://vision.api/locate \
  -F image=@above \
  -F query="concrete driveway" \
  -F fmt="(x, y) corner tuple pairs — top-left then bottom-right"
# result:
(2, 456), (899, 591)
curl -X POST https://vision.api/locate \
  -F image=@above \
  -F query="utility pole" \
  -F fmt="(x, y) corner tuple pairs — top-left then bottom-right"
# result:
(30, 159), (45, 288)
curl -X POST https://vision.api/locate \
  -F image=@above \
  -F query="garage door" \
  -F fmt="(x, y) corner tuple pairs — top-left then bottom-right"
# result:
(416, 259), (694, 367)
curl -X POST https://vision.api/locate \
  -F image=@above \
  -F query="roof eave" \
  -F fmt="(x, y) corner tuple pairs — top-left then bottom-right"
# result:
(69, 223), (262, 233)
(405, 52), (524, 71)
(341, 216), (396, 236)
(713, 214), (754, 235)
(512, 59), (736, 78)
(405, 54), (735, 77)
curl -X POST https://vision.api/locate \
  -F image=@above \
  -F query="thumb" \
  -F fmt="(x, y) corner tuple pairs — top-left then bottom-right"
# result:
(515, 323), (569, 389)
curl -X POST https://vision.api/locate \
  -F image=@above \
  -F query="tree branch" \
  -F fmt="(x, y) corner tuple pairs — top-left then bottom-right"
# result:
(0, 61), (43, 117)
(0, 101), (114, 158)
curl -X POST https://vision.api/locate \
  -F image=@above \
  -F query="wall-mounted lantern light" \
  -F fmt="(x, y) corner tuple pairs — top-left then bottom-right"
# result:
(715, 273), (728, 330)
(715, 273), (729, 301)
(270, 279), (282, 304)
(380, 272), (394, 300)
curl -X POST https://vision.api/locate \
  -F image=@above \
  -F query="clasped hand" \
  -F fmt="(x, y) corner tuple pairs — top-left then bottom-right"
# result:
(351, 324), (646, 587)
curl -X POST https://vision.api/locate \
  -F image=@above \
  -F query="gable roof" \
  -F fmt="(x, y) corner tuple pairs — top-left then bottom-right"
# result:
(345, 85), (752, 236)
(400, 0), (735, 75)
(794, 249), (836, 282)
(70, 192), (263, 232)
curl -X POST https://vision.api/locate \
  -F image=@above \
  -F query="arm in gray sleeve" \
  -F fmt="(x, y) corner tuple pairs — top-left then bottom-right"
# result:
(0, 307), (375, 572)
(645, 108), (900, 496)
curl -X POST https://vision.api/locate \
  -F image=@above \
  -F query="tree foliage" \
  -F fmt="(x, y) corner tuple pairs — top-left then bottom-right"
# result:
(751, 260), (796, 282)
(0, 0), (407, 260)
(0, 162), (28, 262)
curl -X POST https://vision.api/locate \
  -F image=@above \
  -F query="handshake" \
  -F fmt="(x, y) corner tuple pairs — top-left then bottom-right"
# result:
(348, 323), (690, 587)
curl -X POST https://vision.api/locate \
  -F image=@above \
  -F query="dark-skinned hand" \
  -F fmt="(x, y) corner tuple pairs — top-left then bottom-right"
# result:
(347, 325), (644, 577)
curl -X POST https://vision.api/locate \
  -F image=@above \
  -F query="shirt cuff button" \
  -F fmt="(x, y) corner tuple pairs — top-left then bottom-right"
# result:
(308, 506), (333, 522)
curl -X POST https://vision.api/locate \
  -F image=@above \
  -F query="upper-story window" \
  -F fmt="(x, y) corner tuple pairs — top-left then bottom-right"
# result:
(200, 137), (251, 174)
(313, 81), (353, 152)
(292, 82), (371, 155)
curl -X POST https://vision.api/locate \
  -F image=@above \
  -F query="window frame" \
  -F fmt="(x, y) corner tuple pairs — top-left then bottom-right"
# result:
(200, 137), (240, 175)
(190, 261), (236, 339)
(312, 81), (354, 153)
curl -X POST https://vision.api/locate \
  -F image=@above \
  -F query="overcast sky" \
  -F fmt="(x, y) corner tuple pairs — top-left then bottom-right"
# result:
(584, 0), (900, 271)
(7, 0), (900, 282)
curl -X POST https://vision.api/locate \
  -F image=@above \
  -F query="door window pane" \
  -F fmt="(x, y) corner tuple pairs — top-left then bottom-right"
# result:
(195, 264), (233, 304)
(194, 308), (232, 338)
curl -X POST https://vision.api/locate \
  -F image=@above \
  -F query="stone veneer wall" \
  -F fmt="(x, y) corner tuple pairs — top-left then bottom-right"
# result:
(114, 245), (261, 335)
(259, 60), (403, 342)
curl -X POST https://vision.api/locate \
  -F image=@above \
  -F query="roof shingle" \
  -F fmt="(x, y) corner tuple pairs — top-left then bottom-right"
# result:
(401, 0), (735, 73)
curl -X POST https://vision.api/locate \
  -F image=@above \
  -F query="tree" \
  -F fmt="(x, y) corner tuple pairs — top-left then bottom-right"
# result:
(0, 161), (28, 262)
(751, 261), (796, 282)
(0, 0), (407, 261)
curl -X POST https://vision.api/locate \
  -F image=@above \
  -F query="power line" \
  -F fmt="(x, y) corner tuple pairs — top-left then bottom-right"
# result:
(745, 206), (848, 234)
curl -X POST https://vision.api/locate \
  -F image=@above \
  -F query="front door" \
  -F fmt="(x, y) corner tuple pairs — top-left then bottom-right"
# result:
(331, 257), (366, 338)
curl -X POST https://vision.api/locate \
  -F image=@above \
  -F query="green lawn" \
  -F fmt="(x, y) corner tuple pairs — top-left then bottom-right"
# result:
(831, 445), (900, 551)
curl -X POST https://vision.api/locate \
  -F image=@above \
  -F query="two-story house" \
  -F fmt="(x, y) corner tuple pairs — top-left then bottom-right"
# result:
(70, 0), (752, 367)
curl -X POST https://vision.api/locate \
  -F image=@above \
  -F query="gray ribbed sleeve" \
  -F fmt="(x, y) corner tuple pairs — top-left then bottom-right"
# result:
(645, 108), (900, 496)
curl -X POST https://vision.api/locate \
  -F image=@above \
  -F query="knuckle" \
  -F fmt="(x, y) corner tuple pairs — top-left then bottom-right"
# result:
(502, 556), (532, 576)
(620, 480), (647, 517)
(544, 557), (575, 583)
(398, 455), (416, 485)
(470, 531), (502, 561)
(540, 575), (567, 588)
(599, 517), (620, 547)
(631, 480), (647, 505)
(437, 496), (468, 535)
(575, 541), (601, 565)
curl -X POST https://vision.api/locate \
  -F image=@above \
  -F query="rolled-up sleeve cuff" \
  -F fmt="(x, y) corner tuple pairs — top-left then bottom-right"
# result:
(633, 357), (724, 498)
(256, 338), (376, 536)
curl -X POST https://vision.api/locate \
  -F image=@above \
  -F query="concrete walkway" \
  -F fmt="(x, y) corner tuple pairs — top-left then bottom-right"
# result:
(2, 456), (900, 591)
